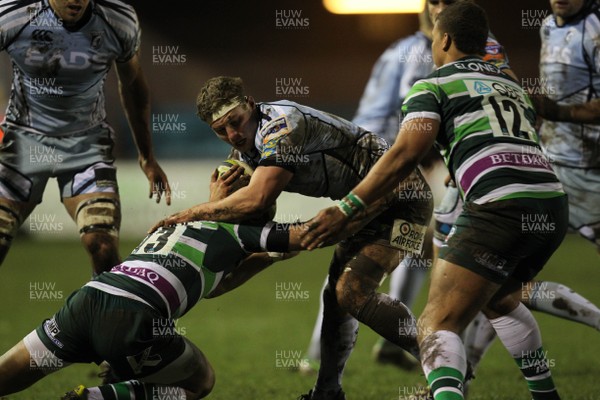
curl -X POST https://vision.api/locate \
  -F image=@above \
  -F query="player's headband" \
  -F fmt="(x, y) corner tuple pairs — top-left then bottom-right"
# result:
(210, 97), (246, 125)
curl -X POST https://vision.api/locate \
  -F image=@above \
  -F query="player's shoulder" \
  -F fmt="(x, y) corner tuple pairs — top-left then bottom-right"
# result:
(93, 0), (139, 31)
(584, 6), (600, 36)
(0, 0), (42, 23)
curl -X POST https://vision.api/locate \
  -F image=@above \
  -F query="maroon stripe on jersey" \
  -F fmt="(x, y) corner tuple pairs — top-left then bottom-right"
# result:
(111, 264), (180, 316)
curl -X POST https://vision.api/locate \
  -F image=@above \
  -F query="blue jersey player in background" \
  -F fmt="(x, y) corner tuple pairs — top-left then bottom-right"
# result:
(0, 0), (171, 275)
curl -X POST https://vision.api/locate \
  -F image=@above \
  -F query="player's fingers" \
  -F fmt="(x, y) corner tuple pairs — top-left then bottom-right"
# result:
(223, 166), (243, 184)
(164, 181), (172, 206)
(211, 169), (219, 183)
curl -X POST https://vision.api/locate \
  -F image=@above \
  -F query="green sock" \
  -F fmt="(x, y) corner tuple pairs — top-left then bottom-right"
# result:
(426, 366), (464, 400)
(515, 347), (560, 400)
(86, 381), (186, 400)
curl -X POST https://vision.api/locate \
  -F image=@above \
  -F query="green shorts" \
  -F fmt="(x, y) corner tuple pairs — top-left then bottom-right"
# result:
(0, 122), (117, 203)
(438, 195), (569, 284)
(24, 286), (194, 382)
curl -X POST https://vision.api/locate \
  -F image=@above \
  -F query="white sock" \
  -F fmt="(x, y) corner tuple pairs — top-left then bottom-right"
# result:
(421, 330), (466, 399)
(524, 281), (600, 330)
(463, 312), (496, 372)
(489, 303), (559, 400)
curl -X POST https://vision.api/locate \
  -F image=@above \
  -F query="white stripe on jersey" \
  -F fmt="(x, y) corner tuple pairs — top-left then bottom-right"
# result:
(454, 110), (487, 128)
(177, 235), (208, 254)
(418, 69), (519, 89)
(205, 271), (224, 298)
(259, 222), (274, 251)
(85, 281), (154, 309)
(473, 182), (564, 204)
(404, 89), (440, 105)
(402, 111), (441, 123)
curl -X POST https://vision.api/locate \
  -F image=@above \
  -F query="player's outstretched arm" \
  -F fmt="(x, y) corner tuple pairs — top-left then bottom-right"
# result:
(301, 118), (439, 250)
(205, 189), (395, 298)
(149, 166), (293, 233)
(115, 53), (171, 205)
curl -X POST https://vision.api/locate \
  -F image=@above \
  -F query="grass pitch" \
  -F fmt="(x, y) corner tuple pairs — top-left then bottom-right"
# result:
(0, 234), (599, 399)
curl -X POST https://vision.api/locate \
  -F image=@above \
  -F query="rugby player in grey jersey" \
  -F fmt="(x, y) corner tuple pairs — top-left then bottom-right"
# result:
(303, 3), (567, 399)
(0, 0), (171, 275)
(150, 76), (433, 400)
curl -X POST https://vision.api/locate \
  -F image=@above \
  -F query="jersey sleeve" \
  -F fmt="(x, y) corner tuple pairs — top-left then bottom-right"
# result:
(257, 112), (304, 172)
(0, 0), (38, 51)
(401, 79), (442, 124)
(98, 0), (141, 63)
(483, 32), (510, 71)
(223, 222), (290, 253)
(584, 11), (600, 74)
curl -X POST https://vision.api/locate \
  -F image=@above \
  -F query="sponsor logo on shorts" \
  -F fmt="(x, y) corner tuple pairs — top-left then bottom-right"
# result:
(472, 249), (508, 277)
(43, 317), (64, 349)
(390, 220), (427, 255)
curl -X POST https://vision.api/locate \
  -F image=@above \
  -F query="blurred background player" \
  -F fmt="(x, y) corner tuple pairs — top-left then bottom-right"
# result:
(302, 2), (568, 399)
(534, 0), (600, 251)
(152, 76), (433, 400)
(0, 0), (171, 275)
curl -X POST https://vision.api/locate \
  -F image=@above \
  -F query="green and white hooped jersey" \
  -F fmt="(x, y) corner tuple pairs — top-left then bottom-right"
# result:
(86, 221), (288, 319)
(402, 57), (564, 204)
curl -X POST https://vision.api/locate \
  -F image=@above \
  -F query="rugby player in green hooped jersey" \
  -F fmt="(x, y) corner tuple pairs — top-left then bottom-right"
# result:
(0, 162), (395, 400)
(302, 2), (568, 400)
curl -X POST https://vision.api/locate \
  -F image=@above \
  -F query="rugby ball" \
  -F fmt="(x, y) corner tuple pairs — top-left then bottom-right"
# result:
(215, 159), (277, 221)
(216, 159), (254, 177)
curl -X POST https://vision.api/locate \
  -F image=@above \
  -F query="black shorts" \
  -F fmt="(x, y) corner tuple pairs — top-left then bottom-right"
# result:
(28, 286), (190, 381)
(438, 195), (569, 284)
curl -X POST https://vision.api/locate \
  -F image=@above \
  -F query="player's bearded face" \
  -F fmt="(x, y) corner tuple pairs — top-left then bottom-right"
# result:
(49, 0), (90, 25)
(211, 105), (257, 153)
(550, 0), (585, 19)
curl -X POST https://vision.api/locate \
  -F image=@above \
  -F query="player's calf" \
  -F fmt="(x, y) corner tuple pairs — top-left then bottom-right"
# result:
(336, 253), (420, 359)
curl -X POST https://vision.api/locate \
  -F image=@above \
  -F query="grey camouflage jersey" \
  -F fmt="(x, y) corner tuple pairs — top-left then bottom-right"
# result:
(0, 0), (140, 135)
(239, 100), (389, 200)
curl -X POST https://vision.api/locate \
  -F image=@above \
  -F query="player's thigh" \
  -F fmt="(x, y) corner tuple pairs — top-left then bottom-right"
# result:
(0, 340), (47, 396)
(334, 242), (405, 307)
(420, 258), (500, 338)
(138, 337), (215, 396)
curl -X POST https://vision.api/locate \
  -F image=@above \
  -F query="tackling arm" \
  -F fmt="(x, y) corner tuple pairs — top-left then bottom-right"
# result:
(300, 118), (439, 249)
(149, 166), (293, 233)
